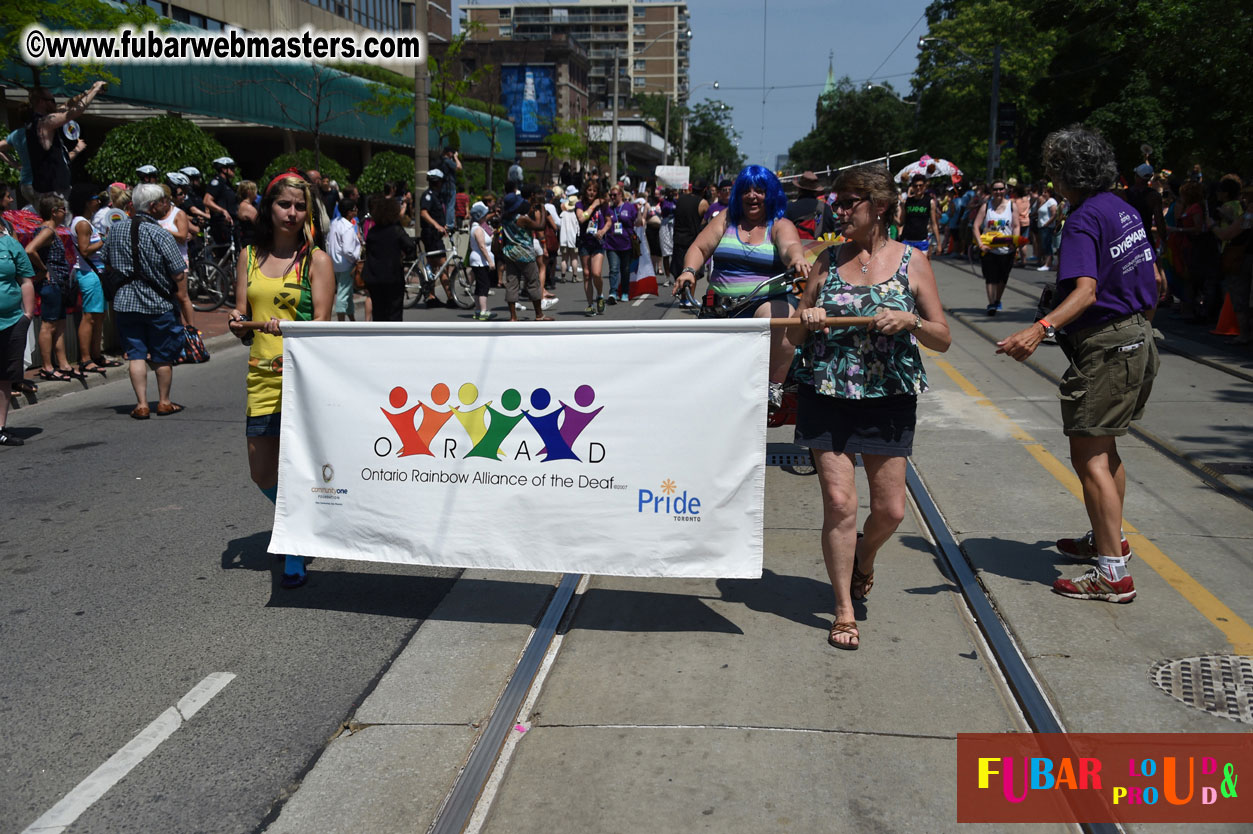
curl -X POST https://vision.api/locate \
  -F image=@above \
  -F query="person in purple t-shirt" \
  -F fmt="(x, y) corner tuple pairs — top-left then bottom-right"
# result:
(997, 125), (1166, 605)
(600, 184), (637, 304)
(703, 179), (732, 223)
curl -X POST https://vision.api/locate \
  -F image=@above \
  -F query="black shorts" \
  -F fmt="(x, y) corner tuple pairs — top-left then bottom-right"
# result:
(421, 228), (445, 257)
(1, 315), (32, 383)
(980, 251), (1014, 284)
(794, 386), (917, 456)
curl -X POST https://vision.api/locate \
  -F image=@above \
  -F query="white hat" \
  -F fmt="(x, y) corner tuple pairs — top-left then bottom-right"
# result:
(470, 201), (489, 221)
(136, 164), (158, 175)
(179, 166), (201, 178)
(1134, 163), (1154, 179)
(427, 168), (444, 179)
(565, 185), (579, 196)
(212, 157), (235, 168)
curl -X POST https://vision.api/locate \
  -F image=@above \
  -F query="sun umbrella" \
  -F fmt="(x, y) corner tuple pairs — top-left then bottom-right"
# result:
(894, 155), (962, 183)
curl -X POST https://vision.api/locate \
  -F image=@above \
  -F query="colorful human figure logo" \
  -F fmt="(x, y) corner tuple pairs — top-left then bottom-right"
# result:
(558, 385), (603, 449)
(451, 383), (492, 447)
(414, 383), (455, 455)
(381, 386), (425, 456)
(525, 388), (579, 461)
(466, 388), (526, 460)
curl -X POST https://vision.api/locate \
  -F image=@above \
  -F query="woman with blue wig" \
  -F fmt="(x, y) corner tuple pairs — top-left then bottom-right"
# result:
(673, 164), (810, 409)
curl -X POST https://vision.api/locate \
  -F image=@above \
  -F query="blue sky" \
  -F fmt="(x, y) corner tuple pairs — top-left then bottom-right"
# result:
(453, 0), (934, 165)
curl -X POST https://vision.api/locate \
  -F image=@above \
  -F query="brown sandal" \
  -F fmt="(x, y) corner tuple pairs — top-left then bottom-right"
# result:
(851, 561), (875, 601)
(828, 620), (859, 650)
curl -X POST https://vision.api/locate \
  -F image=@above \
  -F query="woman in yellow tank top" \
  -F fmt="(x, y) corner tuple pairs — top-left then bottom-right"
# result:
(227, 170), (333, 588)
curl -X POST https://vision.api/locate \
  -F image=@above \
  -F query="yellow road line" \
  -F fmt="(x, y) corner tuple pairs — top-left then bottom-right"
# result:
(924, 349), (1253, 655)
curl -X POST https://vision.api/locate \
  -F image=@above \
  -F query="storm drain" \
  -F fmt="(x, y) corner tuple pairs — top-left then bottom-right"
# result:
(1149, 655), (1253, 725)
(765, 442), (815, 472)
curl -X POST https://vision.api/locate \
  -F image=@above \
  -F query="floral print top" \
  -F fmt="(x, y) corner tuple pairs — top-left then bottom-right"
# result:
(795, 244), (929, 399)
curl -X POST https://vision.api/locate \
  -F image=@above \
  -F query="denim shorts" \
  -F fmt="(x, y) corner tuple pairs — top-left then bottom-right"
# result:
(39, 281), (66, 322)
(246, 411), (282, 437)
(115, 309), (184, 364)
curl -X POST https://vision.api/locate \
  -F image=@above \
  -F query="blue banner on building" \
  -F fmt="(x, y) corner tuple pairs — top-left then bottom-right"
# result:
(502, 66), (556, 143)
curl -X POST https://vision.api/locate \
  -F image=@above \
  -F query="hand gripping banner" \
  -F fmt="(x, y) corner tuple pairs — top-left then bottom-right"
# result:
(270, 320), (768, 577)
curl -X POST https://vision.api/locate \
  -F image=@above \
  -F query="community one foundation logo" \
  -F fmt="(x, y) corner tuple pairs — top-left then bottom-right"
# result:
(375, 382), (605, 463)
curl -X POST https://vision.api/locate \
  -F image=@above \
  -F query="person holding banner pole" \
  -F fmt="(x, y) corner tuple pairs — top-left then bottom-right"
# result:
(791, 165), (951, 650)
(227, 170), (334, 589)
(673, 164), (810, 411)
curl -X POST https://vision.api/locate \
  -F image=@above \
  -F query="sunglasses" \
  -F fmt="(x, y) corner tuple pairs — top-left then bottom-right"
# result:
(834, 195), (869, 210)
(991, 186), (1006, 192)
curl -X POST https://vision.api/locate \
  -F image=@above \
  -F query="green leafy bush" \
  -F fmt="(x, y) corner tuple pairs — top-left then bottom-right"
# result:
(262, 150), (350, 189)
(357, 151), (418, 195)
(85, 115), (230, 185)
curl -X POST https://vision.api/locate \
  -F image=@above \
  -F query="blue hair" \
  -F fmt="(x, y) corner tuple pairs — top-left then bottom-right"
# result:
(726, 164), (788, 227)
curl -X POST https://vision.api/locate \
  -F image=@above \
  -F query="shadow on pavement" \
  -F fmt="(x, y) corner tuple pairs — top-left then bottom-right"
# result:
(958, 535), (1066, 590)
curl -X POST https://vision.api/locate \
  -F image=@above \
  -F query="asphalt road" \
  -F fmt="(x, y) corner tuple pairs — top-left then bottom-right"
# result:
(2, 274), (677, 834)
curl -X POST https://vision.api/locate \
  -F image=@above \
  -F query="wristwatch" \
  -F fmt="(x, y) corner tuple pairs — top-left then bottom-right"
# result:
(911, 314), (922, 332)
(1037, 318), (1056, 339)
(680, 267), (697, 277)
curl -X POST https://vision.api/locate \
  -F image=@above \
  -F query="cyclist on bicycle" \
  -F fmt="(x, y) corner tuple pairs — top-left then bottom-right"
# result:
(418, 168), (452, 307)
(203, 157), (239, 260)
(673, 164), (811, 411)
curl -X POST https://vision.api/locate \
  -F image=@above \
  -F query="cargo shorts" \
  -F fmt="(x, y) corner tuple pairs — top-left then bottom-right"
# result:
(1058, 312), (1158, 437)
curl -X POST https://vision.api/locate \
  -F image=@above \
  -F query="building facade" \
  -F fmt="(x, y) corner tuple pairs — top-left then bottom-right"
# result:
(463, 0), (691, 111)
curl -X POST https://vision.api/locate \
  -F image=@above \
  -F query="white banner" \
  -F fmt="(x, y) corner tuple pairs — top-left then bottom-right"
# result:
(654, 165), (690, 191)
(270, 320), (768, 577)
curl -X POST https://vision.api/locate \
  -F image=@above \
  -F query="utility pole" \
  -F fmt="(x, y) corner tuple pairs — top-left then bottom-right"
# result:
(986, 42), (1001, 183)
(413, 0), (429, 229)
(662, 94), (671, 166)
(610, 47), (620, 185)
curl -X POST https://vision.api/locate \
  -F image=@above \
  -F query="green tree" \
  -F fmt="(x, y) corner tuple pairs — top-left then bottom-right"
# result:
(85, 114), (230, 185)
(0, 0), (163, 89)
(788, 78), (915, 173)
(262, 150), (350, 189)
(685, 100), (743, 184)
(543, 117), (590, 171)
(634, 92), (685, 152)
(357, 150), (415, 195)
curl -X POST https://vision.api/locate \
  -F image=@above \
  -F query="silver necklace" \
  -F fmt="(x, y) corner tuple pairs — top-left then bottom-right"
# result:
(857, 239), (887, 274)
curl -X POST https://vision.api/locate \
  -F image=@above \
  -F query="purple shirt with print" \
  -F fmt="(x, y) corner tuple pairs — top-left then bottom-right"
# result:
(1056, 191), (1158, 331)
(602, 201), (638, 251)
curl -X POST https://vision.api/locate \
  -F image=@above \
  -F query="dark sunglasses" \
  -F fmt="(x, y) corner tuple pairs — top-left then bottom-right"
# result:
(834, 195), (869, 210)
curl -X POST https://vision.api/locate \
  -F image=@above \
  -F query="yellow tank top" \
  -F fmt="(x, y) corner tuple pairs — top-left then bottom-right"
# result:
(245, 245), (315, 416)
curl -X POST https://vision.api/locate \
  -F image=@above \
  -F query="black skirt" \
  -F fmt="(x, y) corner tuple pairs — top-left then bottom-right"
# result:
(794, 385), (917, 456)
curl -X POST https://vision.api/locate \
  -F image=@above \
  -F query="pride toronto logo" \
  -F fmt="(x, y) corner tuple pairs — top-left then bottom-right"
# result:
(375, 382), (605, 463)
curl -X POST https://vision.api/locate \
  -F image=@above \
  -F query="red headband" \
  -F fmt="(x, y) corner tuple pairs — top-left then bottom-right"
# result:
(266, 167), (309, 196)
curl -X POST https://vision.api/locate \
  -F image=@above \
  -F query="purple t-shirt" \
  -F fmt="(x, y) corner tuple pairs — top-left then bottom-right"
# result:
(602, 201), (638, 252)
(704, 200), (728, 222)
(1056, 191), (1157, 331)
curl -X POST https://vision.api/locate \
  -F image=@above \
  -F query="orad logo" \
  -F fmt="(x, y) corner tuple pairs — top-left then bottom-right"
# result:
(375, 382), (605, 463)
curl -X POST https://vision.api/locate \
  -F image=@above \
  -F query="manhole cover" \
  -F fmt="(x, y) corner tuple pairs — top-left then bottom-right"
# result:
(1149, 655), (1253, 725)
(1207, 461), (1253, 475)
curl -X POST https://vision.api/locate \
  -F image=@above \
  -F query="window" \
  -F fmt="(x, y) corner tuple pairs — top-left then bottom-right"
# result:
(553, 8), (568, 23)
(401, 2), (414, 29)
(633, 5), (645, 17)
(633, 24), (646, 36)
(634, 59), (645, 72)
(634, 77), (645, 88)
(500, 24), (512, 37)
(499, 8), (511, 19)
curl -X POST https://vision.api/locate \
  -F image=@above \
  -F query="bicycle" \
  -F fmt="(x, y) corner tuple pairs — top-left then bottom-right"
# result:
(187, 227), (237, 312)
(402, 233), (475, 310)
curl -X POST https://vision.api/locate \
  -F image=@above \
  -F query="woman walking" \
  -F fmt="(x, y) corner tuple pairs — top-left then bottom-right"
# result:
(576, 182), (609, 316)
(790, 165), (951, 649)
(361, 193), (416, 323)
(227, 170), (333, 589)
(972, 179), (1019, 315)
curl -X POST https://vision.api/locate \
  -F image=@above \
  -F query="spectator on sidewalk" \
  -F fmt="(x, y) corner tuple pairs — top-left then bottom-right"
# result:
(499, 189), (551, 322)
(102, 183), (196, 419)
(362, 192), (416, 322)
(0, 221), (36, 446)
(997, 125), (1165, 604)
(23, 82), (105, 202)
(67, 183), (115, 375)
(227, 169), (334, 589)
(785, 171), (837, 242)
(25, 195), (83, 383)
(328, 197), (361, 321)
(467, 201), (496, 321)
(437, 148), (462, 229)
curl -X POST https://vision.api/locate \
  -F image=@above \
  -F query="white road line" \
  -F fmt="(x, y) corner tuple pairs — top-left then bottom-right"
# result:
(632, 298), (644, 306)
(22, 672), (236, 834)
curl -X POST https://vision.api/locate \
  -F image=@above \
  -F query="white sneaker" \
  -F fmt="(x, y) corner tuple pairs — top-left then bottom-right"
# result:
(1036, 265), (1051, 272)
(542, 297), (558, 310)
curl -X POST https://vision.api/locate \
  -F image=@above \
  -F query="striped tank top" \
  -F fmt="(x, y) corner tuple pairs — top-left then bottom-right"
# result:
(244, 244), (314, 417)
(709, 220), (787, 298)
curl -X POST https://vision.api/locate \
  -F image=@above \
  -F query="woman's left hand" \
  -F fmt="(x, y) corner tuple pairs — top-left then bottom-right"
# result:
(871, 309), (914, 335)
(797, 305), (828, 334)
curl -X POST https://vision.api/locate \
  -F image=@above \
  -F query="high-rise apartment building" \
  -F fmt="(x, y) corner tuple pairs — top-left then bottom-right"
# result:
(463, 0), (691, 111)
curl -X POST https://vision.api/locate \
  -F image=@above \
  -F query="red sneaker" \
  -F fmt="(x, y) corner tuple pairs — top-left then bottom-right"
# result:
(1056, 530), (1131, 561)
(1052, 568), (1136, 603)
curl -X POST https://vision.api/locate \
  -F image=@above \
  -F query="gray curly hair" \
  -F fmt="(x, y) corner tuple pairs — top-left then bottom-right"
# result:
(1041, 125), (1118, 196)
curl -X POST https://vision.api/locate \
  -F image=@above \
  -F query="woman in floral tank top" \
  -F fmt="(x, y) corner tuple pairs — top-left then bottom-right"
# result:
(790, 165), (952, 650)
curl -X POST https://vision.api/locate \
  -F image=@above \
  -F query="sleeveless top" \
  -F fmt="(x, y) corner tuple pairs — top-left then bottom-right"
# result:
(70, 215), (103, 272)
(157, 205), (188, 267)
(244, 244), (315, 417)
(710, 220), (787, 298)
(238, 215), (256, 249)
(795, 244), (928, 399)
(981, 199), (1014, 254)
(468, 221), (493, 267)
(900, 195), (931, 241)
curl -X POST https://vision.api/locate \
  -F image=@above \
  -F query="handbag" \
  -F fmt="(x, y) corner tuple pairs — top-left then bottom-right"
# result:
(501, 221), (536, 264)
(175, 325), (210, 365)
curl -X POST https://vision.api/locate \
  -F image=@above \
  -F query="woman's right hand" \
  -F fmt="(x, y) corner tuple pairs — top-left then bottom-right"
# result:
(798, 306), (829, 334)
(673, 273), (694, 296)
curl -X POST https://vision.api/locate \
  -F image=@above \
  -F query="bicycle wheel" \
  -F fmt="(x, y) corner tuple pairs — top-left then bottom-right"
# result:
(449, 262), (475, 309)
(402, 258), (425, 308)
(190, 262), (226, 312)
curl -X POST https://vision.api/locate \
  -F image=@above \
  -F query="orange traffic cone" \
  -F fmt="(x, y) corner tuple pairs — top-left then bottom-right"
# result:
(1210, 293), (1239, 336)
